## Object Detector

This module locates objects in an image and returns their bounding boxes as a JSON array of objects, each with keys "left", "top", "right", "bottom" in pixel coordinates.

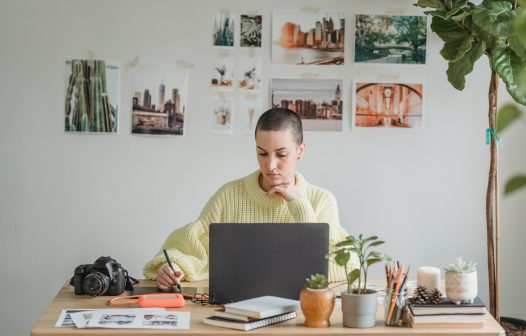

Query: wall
[{"left": 1, "top": 0, "right": 525, "bottom": 335}]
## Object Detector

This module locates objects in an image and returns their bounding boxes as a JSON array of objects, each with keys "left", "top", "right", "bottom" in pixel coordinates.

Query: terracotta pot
[{"left": 299, "top": 287, "right": 335, "bottom": 327}]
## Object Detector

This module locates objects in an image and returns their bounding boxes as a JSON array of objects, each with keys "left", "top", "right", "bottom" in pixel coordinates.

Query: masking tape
[
  {"left": 301, "top": 72, "right": 320, "bottom": 79},
  {"left": 87, "top": 49, "right": 95, "bottom": 61},
  {"left": 244, "top": 94, "right": 258, "bottom": 101},
  {"left": 220, "top": 9, "right": 231, "bottom": 16},
  {"left": 385, "top": 8, "right": 407, "bottom": 15},
  {"left": 176, "top": 59, "right": 194, "bottom": 69},
  {"left": 302, "top": 6, "right": 320, "bottom": 13},
  {"left": 217, "top": 51, "right": 230, "bottom": 58},
  {"left": 124, "top": 56, "right": 140, "bottom": 71},
  {"left": 377, "top": 74, "right": 400, "bottom": 81},
  {"left": 245, "top": 10, "right": 258, "bottom": 16}
]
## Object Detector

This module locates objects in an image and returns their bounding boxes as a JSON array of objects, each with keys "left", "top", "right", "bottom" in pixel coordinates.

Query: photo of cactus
[
  {"left": 130, "top": 62, "right": 189, "bottom": 136},
  {"left": 272, "top": 10, "right": 345, "bottom": 65},
  {"left": 353, "top": 81, "right": 424, "bottom": 128},
  {"left": 354, "top": 14, "right": 427, "bottom": 64},
  {"left": 64, "top": 60, "right": 120, "bottom": 133},
  {"left": 213, "top": 13, "right": 235, "bottom": 47},
  {"left": 240, "top": 14, "right": 262, "bottom": 48}
]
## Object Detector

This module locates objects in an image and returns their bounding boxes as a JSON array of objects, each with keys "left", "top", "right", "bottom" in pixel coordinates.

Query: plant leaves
[
  {"left": 497, "top": 104, "right": 522, "bottom": 132},
  {"left": 505, "top": 175, "right": 526, "bottom": 195},
  {"left": 514, "top": 7, "right": 526, "bottom": 48},
  {"left": 347, "top": 269, "right": 361, "bottom": 287},
  {"left": 446, "top": 39, "right": 486, "bottom": 90},
  {"left": 367, "top": 258, "right": 383, "bottom": 267},
  {"left": 334, "top": 251, "right": 350, "bottom": 266},
  {"left": 472, "top": 1, "right": 515, "bottom": 37},
  {"left": 415, "top": 0, "right": 444, "bottom": 9},
  {"left": 431, "top": 16, "right": 469, "bottom": 43},
  {"left": 491, "top": 43, "right": 526, "bottom": 105}
]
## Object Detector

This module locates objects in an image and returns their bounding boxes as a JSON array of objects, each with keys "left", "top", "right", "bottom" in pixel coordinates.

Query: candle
[{"left": 417, "top": 266, "right": 441, "bottom": 294}]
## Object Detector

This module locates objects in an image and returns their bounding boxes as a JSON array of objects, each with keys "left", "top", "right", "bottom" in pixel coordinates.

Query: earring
[{"left": 298, "top": 156, "right": 302, "bottom": 160}]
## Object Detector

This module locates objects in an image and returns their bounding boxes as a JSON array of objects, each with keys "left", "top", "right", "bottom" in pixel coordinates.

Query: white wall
[{"left": 1, "top": 0, "right": 525, "bottom": 335}]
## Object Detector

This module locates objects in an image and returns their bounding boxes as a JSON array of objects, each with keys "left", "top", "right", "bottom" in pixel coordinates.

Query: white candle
[{"left": 417, "top": 266, "right": 441, "bottom": 294}]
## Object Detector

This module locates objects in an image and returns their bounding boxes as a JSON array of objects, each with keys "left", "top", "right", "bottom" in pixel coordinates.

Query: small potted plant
[
  {"left": 444, "top": 257, "right": 478, "bottom": 304},
  {"left": 299, "top": 273, "right": 334, "bottom": 327},
  {"left": 330, "top": 234, "right": 390, "bottom": 328}
]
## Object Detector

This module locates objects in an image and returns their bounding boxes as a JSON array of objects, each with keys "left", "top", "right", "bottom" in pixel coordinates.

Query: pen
[{"left": 163, "top": 249, "right": 181, "bottom": 293}]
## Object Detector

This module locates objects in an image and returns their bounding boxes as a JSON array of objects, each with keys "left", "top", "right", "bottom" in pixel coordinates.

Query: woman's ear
[{"left": 297, "top": 143, "right": 306, "bottom": 160}]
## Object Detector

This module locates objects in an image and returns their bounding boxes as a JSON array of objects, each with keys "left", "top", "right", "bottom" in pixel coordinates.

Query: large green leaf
[
  {"left": 514, "top": 7, "right": 526, "bottom": 47},
  {"left": 334, "top": 251, "right": 350, "bottom": 266},
  {"left": 497, "top": 104, "right": 522, "bottom": 132},
  {"left": 491, "top": 43, "right": 526, "bottom": 105},
  {"left": 505, "top": 175, "right": 526, "bottom": 195},
  {"left": 447, "top": 39, "right": 486, "bottom": 90},
  {"left": 472, "top": 1, "right": 515, "bottom": 37},
  {"left": 415, "top": 0, "right": 444, "bottom": 9},
  {"left": 508, "top": 35, "right": 526, "bottom": 59},
  {"left": 431, "top": 15, "right": 469, "bottom": 43},
  {"left": 347, "top": 269, "right": 361, "bottom": 287}
]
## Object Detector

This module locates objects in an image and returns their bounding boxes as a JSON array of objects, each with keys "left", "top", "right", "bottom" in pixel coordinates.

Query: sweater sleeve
[{"left": 143, "top": 188, "right": 223, "bottom": 281}]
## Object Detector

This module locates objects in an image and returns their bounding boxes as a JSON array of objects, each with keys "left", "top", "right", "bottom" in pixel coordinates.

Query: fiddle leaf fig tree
[{"left": 415, "top": 0, "right": 526, "bottom": 319}]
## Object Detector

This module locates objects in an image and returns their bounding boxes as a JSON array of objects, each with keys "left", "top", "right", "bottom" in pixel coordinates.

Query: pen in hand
[{"left": 163, "top": 249, "right": 182, "bottom": 293}]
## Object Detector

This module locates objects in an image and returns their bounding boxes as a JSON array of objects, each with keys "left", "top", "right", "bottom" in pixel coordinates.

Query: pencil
[{"left": 388, "top": 264, "right": 404, "bottom": 321}]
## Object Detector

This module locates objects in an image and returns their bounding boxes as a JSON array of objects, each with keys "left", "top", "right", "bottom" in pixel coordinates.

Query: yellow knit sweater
[{"left": 143, "top": 170, "right": 356, "bottom": 282}]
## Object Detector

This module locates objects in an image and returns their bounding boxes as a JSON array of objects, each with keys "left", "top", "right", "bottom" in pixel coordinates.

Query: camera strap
[
  {"left": 109, "top": 293, "right": 186, "bottom": 308},
  {"left": 124, "top": 270, "right": 139, "bottom": 291}
]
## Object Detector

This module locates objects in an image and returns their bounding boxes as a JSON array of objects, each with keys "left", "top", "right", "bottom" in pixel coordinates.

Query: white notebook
[{"left": 224, "top": 296, "right": 299, "bottom": 319}]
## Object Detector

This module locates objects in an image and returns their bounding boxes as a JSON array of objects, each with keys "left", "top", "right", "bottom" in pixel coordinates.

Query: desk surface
[{"left": 31, "top": 280, "right": 505, "bottom": 336}]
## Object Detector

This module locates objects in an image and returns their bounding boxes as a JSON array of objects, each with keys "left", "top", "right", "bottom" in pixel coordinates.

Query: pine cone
[
  {"left": 429, "top": 289, "right": 443, "bottom": 304},
  {"left": 410, "top": 285, "right": 430, "bottom": 304}
]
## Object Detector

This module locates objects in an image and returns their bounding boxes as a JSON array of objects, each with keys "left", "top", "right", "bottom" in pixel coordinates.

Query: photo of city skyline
[
  {"left": 272, "top": 10, "right": 345, "bottom": 65},
  {"left": 131, "top": 62, "right": 188, "bottom": 136},
  {"left": 354, "top": 81, "right": 423, "bottom": 128},
  {"left": 271, "top": 78, "right": 343, "bottom": 131},
  {"left": 213, "top": 13, "right": 235, "bottom": 47}
]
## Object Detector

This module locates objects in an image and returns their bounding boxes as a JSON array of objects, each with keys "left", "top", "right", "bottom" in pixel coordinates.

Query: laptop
[{"left": 209, "top": 223, "right": 329, "bottom": 304}]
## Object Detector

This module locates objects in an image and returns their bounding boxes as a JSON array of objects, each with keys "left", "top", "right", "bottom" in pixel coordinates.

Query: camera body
[{"left": 71, "top": 256, "right": 127, "bottom": 296}]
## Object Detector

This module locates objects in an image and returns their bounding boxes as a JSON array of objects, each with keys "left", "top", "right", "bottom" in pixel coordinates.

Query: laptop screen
[{"left": 209, "top": 223, "right": 329, "bottom": 304}]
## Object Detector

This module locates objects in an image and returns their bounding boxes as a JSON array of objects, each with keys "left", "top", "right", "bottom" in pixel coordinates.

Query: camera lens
[{"left": 82, "top": 272, "right": 110, "bottom": 296}]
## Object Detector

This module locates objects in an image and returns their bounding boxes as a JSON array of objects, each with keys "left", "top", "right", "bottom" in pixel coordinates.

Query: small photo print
[
  {"left": 271, "top": 78, "right": 343, "bottom": 131},
  {"left": 354, "top": 81, "right": 424, "bottom": 128},
  {"left": 238, "top": 94, "right": 262, "bottom": 135},
  {"left": 97, "top": 314, "right": 135, "bottom": 326},
  {"left": 272, "top": 10, "right": 345, "bottom": 65},
  {"left": 238, "top": 57, "right": 262, "bottom": 93},
  {"left": 240, "top": 14, "right": 262, "bottom": 47},
  {"left": 210, "top": 95, "right": 234, "bottom": 135},
  {"left": 64, "top": 60, "right": 120, "bottom": 133},
  {"left": 131, "top": 62, "right": 189, "bottom": 136},
  {"left": 143, "top": 313, "right": 179, "bottom": 327},
  {"left": 213, "top": 13, "right": 235, "bottom": 47},
  {"left": 211, "top": 59, "right": 235, "bottom": 92},
  {"left": 354, "top": 14, "right": 427, "bottom": 64}
]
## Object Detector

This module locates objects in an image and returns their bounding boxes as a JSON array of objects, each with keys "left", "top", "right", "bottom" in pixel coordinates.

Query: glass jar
[{"left": 384, "top": 288, "right": 408, "bottom": 326}]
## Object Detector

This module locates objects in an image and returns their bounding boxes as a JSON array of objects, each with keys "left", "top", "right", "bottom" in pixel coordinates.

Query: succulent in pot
[
  {"left": 299, "top": 273, "right": 334, "bottom": 328},
  {"left": 444, "top": 257, "right": 478, "bottom": 305}
]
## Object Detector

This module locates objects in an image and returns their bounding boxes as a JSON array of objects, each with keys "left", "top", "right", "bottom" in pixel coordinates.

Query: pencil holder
[{"left": 384, "top": 288, "right": 408, "bottom": 327}]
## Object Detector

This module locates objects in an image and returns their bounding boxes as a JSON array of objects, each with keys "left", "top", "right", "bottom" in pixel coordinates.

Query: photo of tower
[{"left": 131, "top": 63, "right": 189, "bottom": 136}]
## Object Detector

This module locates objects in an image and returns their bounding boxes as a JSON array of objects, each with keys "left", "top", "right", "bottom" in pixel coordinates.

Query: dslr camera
[{"left": 70, "top": 256, "right": 128, "bottom": 296}]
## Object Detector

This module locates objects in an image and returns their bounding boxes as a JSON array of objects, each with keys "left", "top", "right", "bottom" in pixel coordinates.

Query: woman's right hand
[{"left": 156, "top": 264, "right": 183, "bottom": 291}]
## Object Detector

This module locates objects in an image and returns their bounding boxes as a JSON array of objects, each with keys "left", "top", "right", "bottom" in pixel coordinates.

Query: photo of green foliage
[{"left": 354, "top": 15, "right": 427, "bottom": 64}]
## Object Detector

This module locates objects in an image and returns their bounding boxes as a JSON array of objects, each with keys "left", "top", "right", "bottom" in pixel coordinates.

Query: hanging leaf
[
  {"left": 504, "top": 175, "right": 526, "bottom": 195},
  {"left": 497, "top": 104, "right": 522, "bottom": 132},
  {"left": 491, "top": 43, "right": 526, "bottom": 105},
  {"left": 415, "top": 0, "right": 444, "bottom": 9},
  {"left": 447, "top": 39, "right": 486, "bottom": 90},
  {"left": 472, "top": 1, "right": 515, "bottom": 37}
]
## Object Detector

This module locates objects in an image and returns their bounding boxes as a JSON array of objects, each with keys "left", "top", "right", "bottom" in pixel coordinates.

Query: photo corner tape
[
  {"left": 385, "top": 8, "right": 407, "bottom": 15},
  {"left": 87, "top": 49, "right": 95, "bottom": 61},
  {"left": 302, "top": 6, "right": 320, "bottom": 13},
  {"left": 220, "top": 9, "right": 231, "bottom": 15},
  {"left": 377, "top": 74, "right": 401, "bottom": 81},
  {"left": 176, "top": 59, "right": 194, "bottom": 69},
  {"left": 124, "top": 56, "right": 140, "bottom": 71},
  {"left": 301, "top": 72, "right": 320, "bottom": 79}
]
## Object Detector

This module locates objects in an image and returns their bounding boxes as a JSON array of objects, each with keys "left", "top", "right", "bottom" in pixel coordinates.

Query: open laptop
[{"left": 209, "top": 223, "right": 329, "bottom": 304}]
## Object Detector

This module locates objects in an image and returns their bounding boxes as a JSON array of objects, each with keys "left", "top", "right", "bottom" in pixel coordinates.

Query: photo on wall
[
  {"left": 64, "top": 59, "right": 120, "bottom": 133},
  {"left": 238, "top": 94, "right": 262, "bottom": 135},
  {"left": 240, "top": 14, "right": 262, "bottom": 47},
  {"left": 353, "top": 81, "right": 424, "bottom": 128},
  {"left": 211, "top": 59, "right": 235, "bottom": 92},
  {"left": 354, "top": 14, "right": 427, "bottom": 64},
  {"left": 130, "top": 62, "right": 189, "bottom": 136},
  {"left": 210, "top": 95, "right": 234, "bottom": 135},
  {"left": 213, "top": 13, "right": 235, "bottom": 47},
  {"left": 272, "top": 10, "right": 345, "bottom": 65},
  {"left": 238, "top": 57, "right": 262, "bottom": 93},
  {"left": 271, "top": 78, "right": 343, "bottom": 131}
]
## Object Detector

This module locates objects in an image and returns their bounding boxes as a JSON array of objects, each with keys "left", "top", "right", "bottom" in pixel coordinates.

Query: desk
[{"left": 31, "top": 280, "right": 505, "bottom": 336}]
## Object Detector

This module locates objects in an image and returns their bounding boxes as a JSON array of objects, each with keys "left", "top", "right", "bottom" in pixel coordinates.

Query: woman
[{"left": 144, "top": 108, "right": 355, "bottom": 290}]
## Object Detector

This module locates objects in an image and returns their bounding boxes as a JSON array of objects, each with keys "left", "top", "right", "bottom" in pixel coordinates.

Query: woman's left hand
[{"left": 267, "top": 182, "right": 302, "bottom": 202}]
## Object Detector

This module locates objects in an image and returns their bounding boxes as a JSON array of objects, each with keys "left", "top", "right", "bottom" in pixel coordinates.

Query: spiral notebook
[{"left": 203, "top": 311, "right": 297, "bottom": 331}]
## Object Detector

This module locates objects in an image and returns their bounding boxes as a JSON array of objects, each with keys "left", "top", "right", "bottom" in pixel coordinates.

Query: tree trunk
[{"left": 486, "top": 70, "right": 499, "bottom": 320}]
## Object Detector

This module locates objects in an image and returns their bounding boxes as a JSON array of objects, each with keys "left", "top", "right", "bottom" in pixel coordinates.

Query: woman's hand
[
  {"left": 156, "top": 264, "right": 183, "bottom": 291},
  {"left": 267, "top": 181, "right": 302, "bottom": 202}
]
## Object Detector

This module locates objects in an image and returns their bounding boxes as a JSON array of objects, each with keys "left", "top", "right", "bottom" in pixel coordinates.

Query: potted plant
[
  {"left": 330, "top": 234, "right": 390, "bottom": 328},
  {"left": 414, "top": 0, "right": 526, "bottom": 319},
  {"left": 444, "top": 257, "right": 478, "bottom": 304},
  {"left": 299, "top": 273, "right": 334, "bottom": 328}
]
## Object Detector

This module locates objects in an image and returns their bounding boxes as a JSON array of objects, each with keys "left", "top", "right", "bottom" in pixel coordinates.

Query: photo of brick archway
[{"left": 354, "top": 82, "right": 423, "bottom": 128}]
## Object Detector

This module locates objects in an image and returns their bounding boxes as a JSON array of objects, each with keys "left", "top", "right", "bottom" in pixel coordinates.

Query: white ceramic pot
[{"left": 445, "top": 271, "right": 478, "bottom": 304}]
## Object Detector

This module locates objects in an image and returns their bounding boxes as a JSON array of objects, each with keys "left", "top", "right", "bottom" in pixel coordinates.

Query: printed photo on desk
[
  {"left": 64, "top": 59, "right": 120, "bottom": 133},
  {"left": 272, "top": 10, "right": 345, "bottom": 65},
  {"left": 353, "top": 80, "right": 424, "bottom": 128},
  {"left": 131, "top": 62, "right": 189, "bottom": 136},
  {"left": 271, "top": 78, "right": 343, "bottom": 131}
]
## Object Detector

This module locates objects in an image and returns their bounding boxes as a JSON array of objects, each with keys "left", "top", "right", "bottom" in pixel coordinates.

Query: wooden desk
[{"left": 31, "top": 280, "right": 505, "bottom": 336}]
